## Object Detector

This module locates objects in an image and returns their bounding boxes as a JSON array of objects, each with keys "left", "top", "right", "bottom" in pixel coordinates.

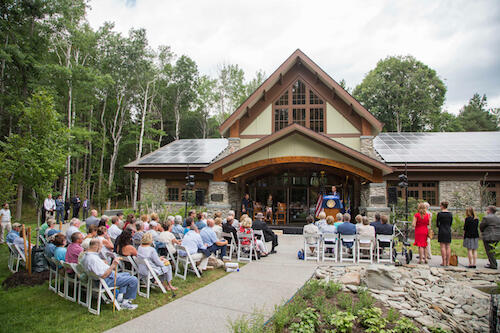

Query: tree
[
  {"left": 456, "top": 94, "right": 499, "bottom": 131},
  {"left": 1, "top": 91, "right": 68, "bottom": 226},
  {"left": 195, "top": 75, "right": 218, "bottom": 138},
  {"left": 353, "top": 55, "right": 447, "bottom": 132},
  {"left": 215, "top": 63, "right": 246, "bottom": 122},
  {"left": 429, "top": 111, "right": 463, "bottom": 132}
]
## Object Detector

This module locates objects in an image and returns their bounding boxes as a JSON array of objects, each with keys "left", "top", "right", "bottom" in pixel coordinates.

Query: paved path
[
  {"left": 107, "top": 235, "right": 317, "bottom": 333},
  {"left": 107, "top": 235, "right": 495, "bottom": 333}
]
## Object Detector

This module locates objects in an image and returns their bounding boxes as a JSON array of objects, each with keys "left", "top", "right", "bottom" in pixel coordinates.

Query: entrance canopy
[{"left": 205, "top": 124, "right": 392, "bottom": 182}]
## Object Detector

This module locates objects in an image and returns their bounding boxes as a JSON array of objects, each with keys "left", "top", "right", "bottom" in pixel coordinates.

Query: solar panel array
[
  {"left": 138, "top": 138, "right": 228, "bottom": 165},
  {"left": 374, "top": 132, "right": 500, "bottom": 163}
]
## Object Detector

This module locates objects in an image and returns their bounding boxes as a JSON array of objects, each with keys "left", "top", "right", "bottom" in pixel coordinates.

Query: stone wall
[
  {"left": 360, "top": 181, "right": 390, "bottom": 219},
  {"left": 213, "top": 138, "right": 240, "bottom": 162},
  {"left": 360, "top": 136, "right": 381, "bottom": 161},
  {"left": 206, "top": 180, "right": 231, "bottom": 217},
  {"left": 139, "top": 177, "right": 166, "bottom": 201},
  {"left": 439, "top": 180, "right": 481, "bottom": 208}
]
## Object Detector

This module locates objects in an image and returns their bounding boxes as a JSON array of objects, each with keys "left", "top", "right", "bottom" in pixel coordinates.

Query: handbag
[
  {"left": 449, "top": 252, "right": 458, "bottom": 266},
  {"left": 428, "top": 229, "right": 434, "bottom": 239}
]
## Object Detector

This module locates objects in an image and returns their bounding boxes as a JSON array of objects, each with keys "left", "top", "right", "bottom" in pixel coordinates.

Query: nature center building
[{"left": 125, "top": 50, "right": 500, "bottom": 224}]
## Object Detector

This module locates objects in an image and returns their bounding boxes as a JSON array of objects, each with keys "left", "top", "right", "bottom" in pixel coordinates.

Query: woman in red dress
[{"left": 413, "top": 202, "right": 429, "bottom": 264}]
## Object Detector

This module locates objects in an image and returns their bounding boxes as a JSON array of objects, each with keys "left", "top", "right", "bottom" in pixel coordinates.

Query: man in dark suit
[
  {"left": 72, "top": 194, "right": 81, "bottom": 218},
  {"left": 252, "top": 213, "right": 278, "bottom": 254},
  {"left": 480, "top": 206, "right": 500, "bottom": 269},
  {"left": 374, "top": 215, "right": 394, "bottom": 248}
]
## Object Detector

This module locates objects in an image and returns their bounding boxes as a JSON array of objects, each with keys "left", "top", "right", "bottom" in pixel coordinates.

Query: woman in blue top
[{"left": 53, "top": 233, "right": 67, "bottom": 267}]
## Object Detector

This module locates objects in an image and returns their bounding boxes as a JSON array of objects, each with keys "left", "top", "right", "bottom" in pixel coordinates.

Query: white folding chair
[
  {"left": 44, "top": 254, "right": 58, "bottom": 293},
  {"left": 253, "top": 230, "right": 269, "bottom": 253},
  {"left": 174, "top": 245, "right": 201, "bottom": 280},
  {"left": 303, "top": 232, "right": 321, "bottom": 262},
  {"left": 357, "top": 236, "right": 374, "bottom": 264},
  {"left": 119, "top": 255, "right": 139, "bottom": 276},
  {"left": 376, "top": 234, "right": 394, "bottom": 263},
  {"left": 85, "top": 270, "right": 121, "bottom": 315},
  {"left": 7, "top": 243, "right": 22, "bottom": 273},
  {"left": 39, "top": 234, "right": 47, "bottom": 246},
  {"left": 135, "top": 257, "right": 167, "bottom": 298},
  {"left": 321, "top": 233, "right": 338, "bottom": 262},
  {"left": 61, "top": 261, "right": 78, "bottom": 302},
  {"left": 237, "top": 232, "right": 255, "bottom": 262},
  {"left": 221, "top": 232, "right": 236, "bottom": 259},
  {"left": 339, "top": 234, "right": 357, "bottom": 263},
  {"left": 73, "top": 263, "right": 89, "bottom": 307},
  {"left": 14, "top": 244, "right": 27, "bottom": 268},
  {"left": 55, "top": 259, "right": 66, "bottom": 297}
]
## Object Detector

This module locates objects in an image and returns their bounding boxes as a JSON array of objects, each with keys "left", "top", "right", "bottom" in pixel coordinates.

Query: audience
[
  {"left": 225, "top": 210, "right": 239, "bottom": 229},
  {"left": 480, "top": 205, "right": 500, "bottom": 270},
  {"left": 44, "top": 218, "right": 58, "bottom": 237},
  {"left": 138, "top": 233, "right": 177, "bottom": 291},
  {"left": 115, "top": 228, "right": 138, "bottom": 256},
  {"left": 303, "top": 215, "right": 319, "bottom": 253},
  {"left": 184, "top": 216, "right": 194, "bottom": 235},
  {"left": 53, "top": 233, "right": 67, "bottom": 264},
  {"left": 315, "top": 212, "right": 327, "bottom": 231},
  {"left": 370, "top": 213, "right": 382, "bottom": 227},
  {"left": 354, "top": 214, "right": 363, "bottom": 225},
  {"left": 85, "top": 209, "right": 100, "bottom": 232},
  {"left": 179, "top": 224, "right": 210, "bottom": 271},
  {"left": 65, "top": 232, "right": 84, "bottom": 264},
  {"left": 200, "top": 218, "right": 228, "bottom": 259},
  {"left": 322, "top": 216, "right": 337, "bottom": 235},
  {"left": 183, "top": 210, "right": 196, "bottom": 227},
  {"left": 82, "top": 224, "right": 97, "bottom": 250},
  {"left": 108, "top": 216, "right": 122, "bottom": 241},
  {"left": 98, "top": 215, "right": 110, "bottom": 229},
  {"left": 239, "top": 217, "right": 267, "bottom": 256},
  {"left": 81, "top": 239, "right": 138, "bottom": 309},
  {"left": 133, "top": 221, "right": 145, "bottom": 247},
  {"left": 334, "top": 213, "right": 343, "bottom": 228},
  {"left": 66, "top": 218, "right": 82, "bottom": 243},
  {"left": 337, "top": 213, "right": 356, "bottom": 248},
  {"left": 213, "top": 217, "right": 223, "bottom": 240},
  {"left": 6, "top": 223, "right": 21, "bottom": 244},
  {"left": 96, "top": 226, "right": 114, "bottom": 258},
  {"left": 196, "top": 212, "right": 208, "bottom": 230},
  {"left": 222, "top": 216, "right": 238, "bottom": 244},
  {"left": 140, "top": 214, "right": 150, "bottom": 231},
  {"left": 44, "top": 233, "right": 57, "bottom": 257},
  {"left": 172, "top": 215, "right": 184, "bottom": 235},
  {"left": 252, "top": 212, "right": 278, "bottom": 253},
  {"left": 463, "top": 207, "right": 479, "bottom": 268},
  {"left": 357, "top": 216, "right": 376, "bottom": 250},
  {"left": 157, "top": 220, "right": 180, "bottom": 255}
]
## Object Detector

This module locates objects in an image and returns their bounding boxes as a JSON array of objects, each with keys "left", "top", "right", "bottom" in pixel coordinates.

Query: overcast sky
[{"left": 87, "top": 0, "right": 500, "bottom": 114}]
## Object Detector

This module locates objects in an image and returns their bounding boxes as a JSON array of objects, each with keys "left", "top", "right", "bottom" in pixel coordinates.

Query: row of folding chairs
[
  {"left": 303, "top": 233, "right": 394, "bottom": 264},
  {"left": 7, "top": 242, "right": 26, "bottom": 273}
]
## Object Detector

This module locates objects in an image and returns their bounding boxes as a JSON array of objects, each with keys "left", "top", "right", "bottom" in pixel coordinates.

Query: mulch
[{"left": 2, "top": 271, "right": 49, "bottom": 290}]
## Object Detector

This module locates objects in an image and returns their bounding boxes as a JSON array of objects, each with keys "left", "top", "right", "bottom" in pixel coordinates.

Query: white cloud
[{"left": 87, "top": 0, "right": 500, "bottom": 114}]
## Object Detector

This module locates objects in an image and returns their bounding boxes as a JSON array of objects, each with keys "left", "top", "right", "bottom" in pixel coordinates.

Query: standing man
[
  {"left": 330, "top": 186, "right": 340, "bottom": 198},
  {"left": 72, "top": 194, "right": 81, "bottom": 218},
  {"left": 44, "top": 194, "right": 56, "bottom": 221},
  {"left": 85, "top": 209, "right": 100, "bottom": 232},
  {"left": 241, "top": 193, "right": 252, "bottom": 217},
  {"left": 0, "top": 203, "right": 12, "bottom": 244},
  {"left": 55, "top": 195, "right": 65, "bottom": 224},
  {"left": 82, "top": 197, "right": 89, "bottom": 220},
  {"left": 480, "top": 206, "right": 500, "bottom": 270}
]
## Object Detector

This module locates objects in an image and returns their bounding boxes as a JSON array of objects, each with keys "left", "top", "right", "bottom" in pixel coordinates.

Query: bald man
[{"left": 85, "top": 209, "right": 100, "bottom": 232}]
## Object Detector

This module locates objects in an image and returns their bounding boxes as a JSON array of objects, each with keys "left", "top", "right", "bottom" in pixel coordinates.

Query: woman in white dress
[{"left": 138, "top": 233, "right": 177, "bottom": 291}]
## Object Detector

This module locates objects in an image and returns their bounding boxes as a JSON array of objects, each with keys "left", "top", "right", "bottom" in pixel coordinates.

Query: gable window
[{"left": 273, "top": 79, "right": 325, "bottom": 133}]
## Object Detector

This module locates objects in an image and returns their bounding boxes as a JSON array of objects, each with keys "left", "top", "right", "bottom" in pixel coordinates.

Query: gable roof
[
  {"left": 219, "top": 49, "right": 383, "bottom": 136},
  {"left": 207, "top": 123, "right": 392, "bottom": 175}
]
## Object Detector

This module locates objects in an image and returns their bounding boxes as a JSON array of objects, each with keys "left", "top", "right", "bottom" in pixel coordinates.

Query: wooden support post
[
  {"left": 27, "top": 227, "right": 32, "bottom": 275},
  {"left": 21, "top": 225, "right": 28, "bottom": 273}
]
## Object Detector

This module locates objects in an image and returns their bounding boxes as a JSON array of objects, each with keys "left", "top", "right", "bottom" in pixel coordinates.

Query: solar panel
[
  {"left": 374, "top": 132, "right": 500, "bottom": 163},
  {"left": 137, "top": 138, "right": 228, "bottom": 165}
]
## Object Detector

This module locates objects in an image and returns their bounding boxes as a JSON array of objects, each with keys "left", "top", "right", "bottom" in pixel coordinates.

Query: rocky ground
[{"left": 314, "top": 264, "right": 498, "bottom": 332}]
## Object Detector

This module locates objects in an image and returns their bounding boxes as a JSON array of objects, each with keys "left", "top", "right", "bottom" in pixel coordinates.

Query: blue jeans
[
  {"left": 105, "top": 272, "right": 138, "bottom": 300},
  {"left": 208, "top": 243, "right": 227, "bottom": 258},
  {"left": 56, "top": 209, "right": 64, "bottom": 223}
]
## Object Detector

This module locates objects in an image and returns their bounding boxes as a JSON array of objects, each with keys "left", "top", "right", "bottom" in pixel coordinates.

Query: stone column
[
  {"left": 206, "top": 180, "right": 231, "bottom": 216},
  {"left": 360, "top": 181, "right": 390, "bottom": 219},
  {"left": 360, "top": 136, "right": 380, "bottom": 160}
]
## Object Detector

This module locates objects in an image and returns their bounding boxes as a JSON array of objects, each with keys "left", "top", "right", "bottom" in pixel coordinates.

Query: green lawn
[
  {"left": 397, "top": 239, "right": 487, "bottom": 260},
  {"left": 0, "top": 221, "right": 228, "bottom": 333}
]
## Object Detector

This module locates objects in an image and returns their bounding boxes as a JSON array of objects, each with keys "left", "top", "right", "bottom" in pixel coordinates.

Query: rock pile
[{"left": 313, "top": 264, "right": 497, "bottom": 333}]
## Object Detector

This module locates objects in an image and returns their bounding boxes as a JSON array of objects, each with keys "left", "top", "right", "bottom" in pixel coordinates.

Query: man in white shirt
[
  {"left": 107, "top": 216, "right": 122, "bottom": 241},
  {"left": 0, "top": 203, "right": 12, "bottom": 244},
  {"left": 66, "top": 218, "right": 82, "bottom": 243},
  {"left": 179, "top": 227, "right": 210, "bottom": 271},
  {"left": 224, "top": 210, "right": 239, "bottom": 229},
  {"left": 200, "top": 219, "right": 228, "bottom": 259},
  {"left": 43, "top": 194, "right": 56, "bottom": 221},
  {"left": 82, "top": 239, "right": 138, "bottom": 309}
]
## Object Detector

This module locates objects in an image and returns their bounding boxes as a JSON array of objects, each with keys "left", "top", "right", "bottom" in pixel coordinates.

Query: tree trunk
[
  {"left": 15, "top": 183, "right": 23, "bottom": 221},
  {"left": 87, "top": 107, "right": 93, "bottom": 199},
  {"left": 107, "top": 93, "right": 126, "bottom": 210},
  {"left": 62, "top": 43, "right": 73, "bottom": 200},
  {"left": 98, "top": 98, "right": 107, "bottom": 210}
]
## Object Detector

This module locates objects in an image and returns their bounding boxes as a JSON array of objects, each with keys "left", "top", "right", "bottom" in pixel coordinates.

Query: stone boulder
[
  {"left": 363, "top": 265, "right": 397, "bottom": 290},
  {"left": 339, "top": 271, "right": 361, "bottom": 286}
]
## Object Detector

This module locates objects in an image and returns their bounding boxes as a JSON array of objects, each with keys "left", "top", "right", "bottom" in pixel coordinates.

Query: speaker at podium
[{"left": 322, "top": 194, "right": 344, "bottom": 217}]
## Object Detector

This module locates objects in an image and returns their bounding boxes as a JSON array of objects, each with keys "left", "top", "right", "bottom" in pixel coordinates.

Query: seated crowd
[
  {"left": 6, "top": 208, "right": 279, "bottom": 311},
  {"left": 303, "top": 211, "right": 393, "bottom": 255}
]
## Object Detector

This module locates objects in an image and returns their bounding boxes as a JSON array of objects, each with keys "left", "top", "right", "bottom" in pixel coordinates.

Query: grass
[
  {"left": 397, "top": 239, "right": 487, "bottom": 260},
  {"left": 0, "top": 217, "right": 228, "bottom": 333}
]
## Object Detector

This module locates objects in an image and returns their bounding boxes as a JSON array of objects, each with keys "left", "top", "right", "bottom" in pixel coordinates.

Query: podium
[{"left": 322, "top": 195, "right": 344, "bottom": 217}]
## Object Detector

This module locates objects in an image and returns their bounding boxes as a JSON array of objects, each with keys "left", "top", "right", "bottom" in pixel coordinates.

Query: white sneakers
[{"left": 120, "top": 299, "right": 138, "bottom": 310}]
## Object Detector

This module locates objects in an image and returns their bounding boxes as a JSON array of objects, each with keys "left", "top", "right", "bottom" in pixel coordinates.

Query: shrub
[
  {"left": 386, "top": 308, "right": 400, "bottom": 323},
  {"left": 325, "top": 281, "right": 342, "bottom": 298},
  {"left": 429, "top": 327, "right": 451, "bottom": 333},
  {"left": 357, "top": 307, "right": 386, "bottom": 331},
  {"left": 337, "top": 292, "right": 353, "bottom": 311},
  {"left": 393, "top": 317, "right": 418, "bottom": 333},
  {"left": 300, "top": 280, "right": 321, "bottom": 300},
  {"left": 289, "top": 307, "right": 319, "bottom": 333},
  {"left": 228, "top": 311, "right": 266, "bottom": 333},
  {"left": 328, "top": 311, "right": 357, "bottom": 333},
  {"left": 272, "top": 297, "right": 306, "bottom": 332}
]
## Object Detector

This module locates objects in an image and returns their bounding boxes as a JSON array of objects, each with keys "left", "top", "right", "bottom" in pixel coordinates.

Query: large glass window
[
  {"left": 273, "top": 79, "right": 325, "bottom": 133},
  {"left": 388, "top": 181, "right": 439, "bottom": 206}
]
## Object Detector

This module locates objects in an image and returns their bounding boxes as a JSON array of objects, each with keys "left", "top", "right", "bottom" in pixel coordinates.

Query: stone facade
[
  {"left": 213, "top": 138, "right": 240, "bottom": 162},
  {"left": 205, "top": 180, "right": 232, "bottom": 217},
  {"left": 360, "top": 136, "right": 381, "bottom": 161},
  {"left": 360, "top": 181, "right": 390, "bottom": 219},
  {"left": 139, "top": 177, "right": 166, "bottom": 201},
  {"left": 439, "top": 180, "right": 481, "bottom": 208}
]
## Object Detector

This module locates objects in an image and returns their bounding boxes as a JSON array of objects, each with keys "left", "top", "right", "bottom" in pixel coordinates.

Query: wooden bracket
[
  {"left": 332, "top": 88, "right": 336, "bottom": 100},
  {"left": 279, "top": 73, "right": 283, "bottom": 85},
  {"left": 245, "top": 106, "right": 250, "bottom": 118},
  {"left": 315, "top": 72, "right": 320, "bottom": 83},
  {"left": 262, "top": 89, "right": 266, "bottom": 101}
]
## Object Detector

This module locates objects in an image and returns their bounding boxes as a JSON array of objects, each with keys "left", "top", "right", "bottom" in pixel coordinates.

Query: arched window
[{"left": 273, "top": 79, "right": 325, "bottom": 133}]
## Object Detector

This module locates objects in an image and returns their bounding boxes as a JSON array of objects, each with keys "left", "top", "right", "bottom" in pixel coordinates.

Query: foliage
[
  {"left": 392, "top": 317, "right": 418, "bottom": 333},
  {"left": 228, "top": 309, "right": 267, "bottom": 333},
  {"left": 393, "top": 197, "right": 419, "bottom": 221},
  {"left": 386, "top": 308, "right": 400, "bottom": 323},
  {"left": 272, "top": 296, "right": 306, "bottom": 332},
  {"left": 337, "top": 292, "right": 354, "bottom": 310},
  {"left": 325, "top": 281, "right": 342, "bottom": 298},
  {"left": 289, "top": 307, "right": 319, "bottom": 333},
  {"left": 456, "top": 93, "right": 499, "bottom": 131},
  {"left": 353, "top": 55, "right": 446, "bottom": 132},
  {"left": 300, "top": 279, "right": 322, "bottom": 300},
  {"left": 429, "top": 327, "right": 451, "bottom": 333},
  {"left": 327, "top": 311, "right": 357, "bottom": 333},
  {"left": 358, "top": 307, "right": 387, "bottom": 331}
]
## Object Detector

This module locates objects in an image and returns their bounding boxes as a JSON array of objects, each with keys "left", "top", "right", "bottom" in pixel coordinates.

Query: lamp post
[
  {"left": 398, "top": 162, "right": 409, "bottom": 220},
  {"left": 184, "top": 164, "right": 195, "bottom": 219}
]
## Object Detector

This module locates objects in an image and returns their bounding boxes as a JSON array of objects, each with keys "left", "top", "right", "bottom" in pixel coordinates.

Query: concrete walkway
[
  {"left": 107, "top": 235, "right": 495, "bottom": 333},
  {"left": 107, "top": 235, "right": 317, "bottom": 333}
]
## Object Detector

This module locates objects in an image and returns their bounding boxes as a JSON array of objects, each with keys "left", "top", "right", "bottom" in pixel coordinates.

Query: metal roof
[
  {"left": 374, "top": 132, "right": 500, "bottom": 163},
  {"left": 136, "top": 138, "right": 228, "bottom": 165}
]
